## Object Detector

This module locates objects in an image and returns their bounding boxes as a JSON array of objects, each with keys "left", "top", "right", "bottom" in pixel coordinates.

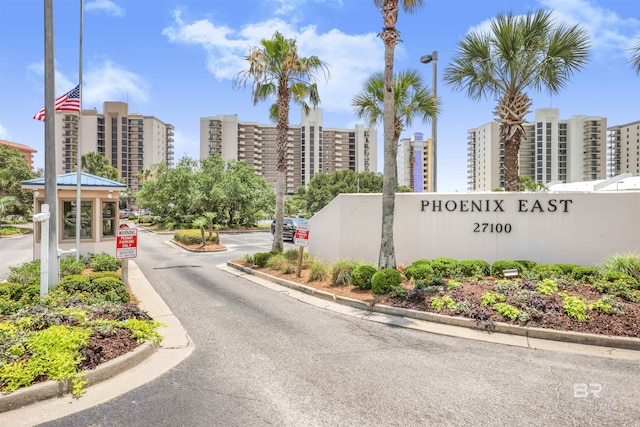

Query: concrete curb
[
  {"left": 226, "top": 261, "right": 640, "bottom": 352},
  {"left": 0, "top": 260, "right": 193, "bottom": 415}
]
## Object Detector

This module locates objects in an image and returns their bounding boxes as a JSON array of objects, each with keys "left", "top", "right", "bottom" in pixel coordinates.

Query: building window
[
  {"left": 63, "top": 201, "right": 92, "bottom": 240},
  {"left": 102, "top": 201, "right": 116, "bottom": 237}
]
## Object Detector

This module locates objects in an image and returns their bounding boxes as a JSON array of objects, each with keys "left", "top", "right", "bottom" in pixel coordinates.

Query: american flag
[{"left": 33, "top": 84, "right": 81, "bottom": 121}]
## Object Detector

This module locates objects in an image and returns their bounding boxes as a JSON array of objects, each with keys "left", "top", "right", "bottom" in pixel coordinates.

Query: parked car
[{"left": 271, "top": 217, "right": 308, "bottom": 242}]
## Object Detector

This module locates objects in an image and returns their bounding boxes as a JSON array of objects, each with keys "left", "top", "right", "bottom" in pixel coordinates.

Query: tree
[
  {"left": 630, "top": 37, "right": 640, "bottom": 74},
  {"left": 80, "top": 152, "right": 120, "bottom": 181},
  {"left": 353, "top": 69, "right": 437, "bottom": 268},
  {"left": 234, "top": 31, "right": 328, "bottom": 252},
  {"left": 192, "top": 217, "right": 208, "bottom": 247},
  {"left": 372, "top": 0, "right": 424, "bottom": 270},
  {"left": 0, "top": 145, "right": 36, "bottom": 218},
  {"left": 305, "top": 170, "right": 384, "bottom": 215},
  {"left": 0, "top": 196, "right": 20, "bottom": 224},
  {"left": 444, "top": 10, "right": 590, "bottom": 191}
]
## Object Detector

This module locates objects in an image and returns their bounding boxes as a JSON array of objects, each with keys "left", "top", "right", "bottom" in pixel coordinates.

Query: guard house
[{"left": 21, "top": 172, "right": 127, "bottom": 258}]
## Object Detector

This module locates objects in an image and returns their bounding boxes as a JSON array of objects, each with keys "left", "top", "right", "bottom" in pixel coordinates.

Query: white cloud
[
  {"left": 27, "top": 59, "right": 149, "bottom": 108},
  {"left": 0, "top": 123, "right": 11, "bottom": 140},
  {"left": 83, "top": 60, "right": 149, "bottom": 106},
  {"left": 269, "top": 0, "right": 344, "bottom": 16},
  {"left": 162, "top": 12, "right": 382, "bottom": 114},
  {"left": 540, "top": 0, "right": 640, "bottom": 54},
  {"left": 85, "top": 0, "right": 124, "bottom": 17}
]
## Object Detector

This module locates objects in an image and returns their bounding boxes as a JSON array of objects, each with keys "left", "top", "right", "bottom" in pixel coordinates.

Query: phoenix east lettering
[{"left": 420, "top": 199, "right": 573, "bottom": 213}]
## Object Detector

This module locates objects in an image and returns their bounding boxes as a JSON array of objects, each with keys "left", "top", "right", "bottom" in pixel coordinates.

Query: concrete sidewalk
[{"left": 0, "top": 261, "right": 195, "bottom": 426}]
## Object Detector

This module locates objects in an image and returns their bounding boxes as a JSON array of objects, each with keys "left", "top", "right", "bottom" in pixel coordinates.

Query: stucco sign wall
[{"left": 308, "top": 192, "right": 640, "bottom": 267}]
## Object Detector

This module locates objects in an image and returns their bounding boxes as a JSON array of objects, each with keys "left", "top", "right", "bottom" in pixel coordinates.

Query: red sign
[
  {"left": 294, "top": 225, "right": 309, "bottom": 247},
  {"left": 116, "top": 227, "right": 138, "bottom": 259}
]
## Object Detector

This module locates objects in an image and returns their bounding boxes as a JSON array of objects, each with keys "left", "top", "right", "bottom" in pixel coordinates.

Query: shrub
[
  {"left": 410, "top": 258, "right": 431, "bottom": 266},
  {"left": 351, "top": 265, "right": 377, "bottom": 289},
  {"left": 60, "top": 256, "right": 88, "bottom": 277},
  {"left": 431, "top": 295, "right": 455, "bottom": 310},
  {"left": 490, "top": 260, "right": 521, "bottom": 277},
  {"left": 331, "top": 260, "right": 360, "bottom": 287},
  {"left": 0, "top": 282, "right": 39, "bottom": 303},
  {"left": 284, "top": 249, "right": 301, "bottom": 262},
  {"left": 88, "top": 253, "right": 121, "bottom": 272},
  {"left": 481, "top": 291, "right": 505, "bottom": 306},
  {"left": 253, "top": 252, "right": 272, "bottom": 268},
  {"left": 458, "top": 260, "right": 490, "bottom": 277},
  {"left": 430, "top": 258, "right": 458, "bottom": 277},
  {"left": 7, "top": 260, "right": 41, "bottom": 287},
  {"left": 493, "top": 303, "right": 521, "bottom": 321},
  {"left": 89, "top": 271, "right": 122, "bottom": 282},
  {"left": 404, "top": 263, "right": 434, "bottom": 281},
  {"left": 598, "top": 251, "right": 640, "bottom": 283},
  {"left": 602, "top": 271, "right": 639, "bottom": 290},
  {"left": 56, "top": 275, "right": 92, "bottom": 293},
  {"left": 572, "top": 267, "right": 599, "bottom": 283},
  {"left": 514, "top": 260, "right": 538, "bottom": 271},
  {"left": 266, "top": 255, "right": 296, "bottom": 275},
  {"left": 91, "top": 278, "right": 130, "bottom": 303},
  {"left": 558, "top": 291, "right": 588, "bottom": 321},
  {"left": 594, "top": 279, "right": 638, "bottom": 302},
  {"left": 532, "top": 264, "right": 564, "bottom": 280},
  {"left": 138, "top": 215, "right": 153, "bottom": 224},
  {"left": 371, "top": 269, "right": 403, "bottom": 295},
  {"left": 589, "top": 295, "right": 625, "bottom": 315},
  {"left": 554, "top": 264, "right": 580, "bottom": 275},
  {"left": 536, "top": 279, "right": 558, "bottom": 295},
  {"left": 309, "top": 259, "right": 331, "bottom": 282}
]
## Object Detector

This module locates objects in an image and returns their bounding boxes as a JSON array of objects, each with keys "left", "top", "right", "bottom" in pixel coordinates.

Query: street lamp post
[{"left": 420, "top": 51, "right": 438, "bottom": 192}]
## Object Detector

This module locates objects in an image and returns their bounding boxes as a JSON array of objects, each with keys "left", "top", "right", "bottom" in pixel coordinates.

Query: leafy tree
[
  {"left": 80, "top": 152, "right": 120, "bottom": 181},
  {"left": 518, "top": 175, "right": 547, "bottom": 192},
  {"left": 305, "top": 170, "right": 384, "bottom": 215},
  {"left": 0, "top": 144, "right": 36, "bottom": 218},
  {"left": 630, "top": 36, "right": 640, "bottom": 74},
  {"left": 353, "top": 69, "right": 436, "bottom": 268},
  {"left": 444, "top": 10, "right": 590, "bottom": 191},
  {"left": 234, "top": 31, "right": 328, "bottom": 252},
  {"left": 136, "top": 156, "right": 274, "bottom": 228},
  {"left": 373, "top": 0, "right": 424, "bottom": 270}
]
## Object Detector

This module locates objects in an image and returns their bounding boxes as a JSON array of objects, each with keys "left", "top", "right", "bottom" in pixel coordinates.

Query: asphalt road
[
  {"left": 2, "top": 228, "right": 639, "bottom": 426},
  {"left": 0, "top": 230, "right": 34, "bottom": 281}
]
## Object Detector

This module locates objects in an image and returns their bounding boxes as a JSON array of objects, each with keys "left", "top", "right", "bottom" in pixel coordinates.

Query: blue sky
[{"left": 1, "top": 0, "right": 639, "bottom": 192}]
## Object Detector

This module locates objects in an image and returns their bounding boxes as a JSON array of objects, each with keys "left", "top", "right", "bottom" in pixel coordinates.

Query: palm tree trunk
[
  {"left": 495, "top": 92, "right": 531, "bottom": 191},
  {"left": 272, "top": 79, "right": 289, "bottom": 252},
  {"left": 378, "top": 1, "right": 400, "bottom": 270}
]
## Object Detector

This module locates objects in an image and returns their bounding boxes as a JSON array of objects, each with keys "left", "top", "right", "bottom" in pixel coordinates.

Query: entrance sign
[
  {"left": 294, "top": 224, "right": 309, "bottom": 247},
  {"left": 116, "top": 226, "right": 138, "bottom": 259}
]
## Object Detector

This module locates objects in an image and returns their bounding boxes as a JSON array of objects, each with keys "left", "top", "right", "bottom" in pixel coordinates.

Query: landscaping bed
[
  {"left": 236, "top": 252, "right": 640, "bottom": 339},
  {"left": 0, "top": 254, "right": 161, "bottom": 396}
]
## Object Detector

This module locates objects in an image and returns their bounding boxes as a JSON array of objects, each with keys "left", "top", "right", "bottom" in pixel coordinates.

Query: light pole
[{"left": 420, "top": 51, "right": 437, "bottom": 192}]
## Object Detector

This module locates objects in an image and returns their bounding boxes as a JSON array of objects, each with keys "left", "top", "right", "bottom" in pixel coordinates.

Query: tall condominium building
[
  {"left": 467, "top": 109, "right": 607, "bottom": 191},
  {"left": 607, "top": 120, "right": 640, "bottom": 177},
  {"left": 54, "top": 102, "right": 174, "bottom": 191},
  {"left": 397, "top": 132, "right": 433, "bottom": 192},
  {"left": 199, "top": 108, "right": 377, "bottom": 194}
]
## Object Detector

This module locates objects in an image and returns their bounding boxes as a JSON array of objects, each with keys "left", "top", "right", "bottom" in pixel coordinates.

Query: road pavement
[{"left": 1, "top": 228, "right": 639, "bottom": 426}]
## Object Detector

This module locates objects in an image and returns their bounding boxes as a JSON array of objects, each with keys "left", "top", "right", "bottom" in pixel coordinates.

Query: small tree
[
  {"left": 204, "top": 212, "right": 217, "bottom": 242},
  {"left": 192, "top": 217, "right": 208, "bottom": 247}
]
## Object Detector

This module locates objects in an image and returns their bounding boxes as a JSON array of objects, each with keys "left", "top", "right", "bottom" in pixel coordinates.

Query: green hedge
[{"left": 371, "top": 269, "right": 403, "bottom": 295}]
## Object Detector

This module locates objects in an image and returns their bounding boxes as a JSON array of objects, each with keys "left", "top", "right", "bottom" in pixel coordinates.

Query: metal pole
[
  {"left": 76, "top": 0, "right": 84, "bottom": 260},
  {"left": 431, "top": 51, "right": 438, "bottom": 193},
  {"left": 44, "top": 0, "right": 59, "bottom": 289},
  {"left": 75, "top": 0, "right": 84, "bottom": 259}
]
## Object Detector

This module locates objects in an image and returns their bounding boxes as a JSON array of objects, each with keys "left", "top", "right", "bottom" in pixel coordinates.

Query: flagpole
[
  {"left": 75, "top": 0, "right": 83, "bottom": 259},
  {"left": 44, "top": 0, "right": 60, "bottom": 288}
]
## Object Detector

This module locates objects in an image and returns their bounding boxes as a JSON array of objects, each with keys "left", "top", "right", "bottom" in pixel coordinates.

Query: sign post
[
  {"left": 294, "top": 224, "right": 309, "bottom": 277},
  {"left": 116, "top": 224, "right": 137, "bottom": 285}
]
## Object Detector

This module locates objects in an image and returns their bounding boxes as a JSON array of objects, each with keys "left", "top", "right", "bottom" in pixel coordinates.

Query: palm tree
[
  {"left": 204, "top": 212, "right": 218, "bottom": 243},
  {"left": 444, "top": 10, "right": 590, "bottom": 191},
  {"left": 192, "top": 217, "right": 208, "bottom": 247},
  {"left": 234, "top": 31, "right": 328, "bottom": 252},
  {"left": 630, "top": 37, "right": 640, "bottom": 74},
  {"left": 373, "top": 0, "right": 424, "bottom": 269},
  {"left": 0, "top": 196, "right": 20, "bottom": 224},
  {"left": 353, "top": 69, "right": 437, "bottom": 269}
]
